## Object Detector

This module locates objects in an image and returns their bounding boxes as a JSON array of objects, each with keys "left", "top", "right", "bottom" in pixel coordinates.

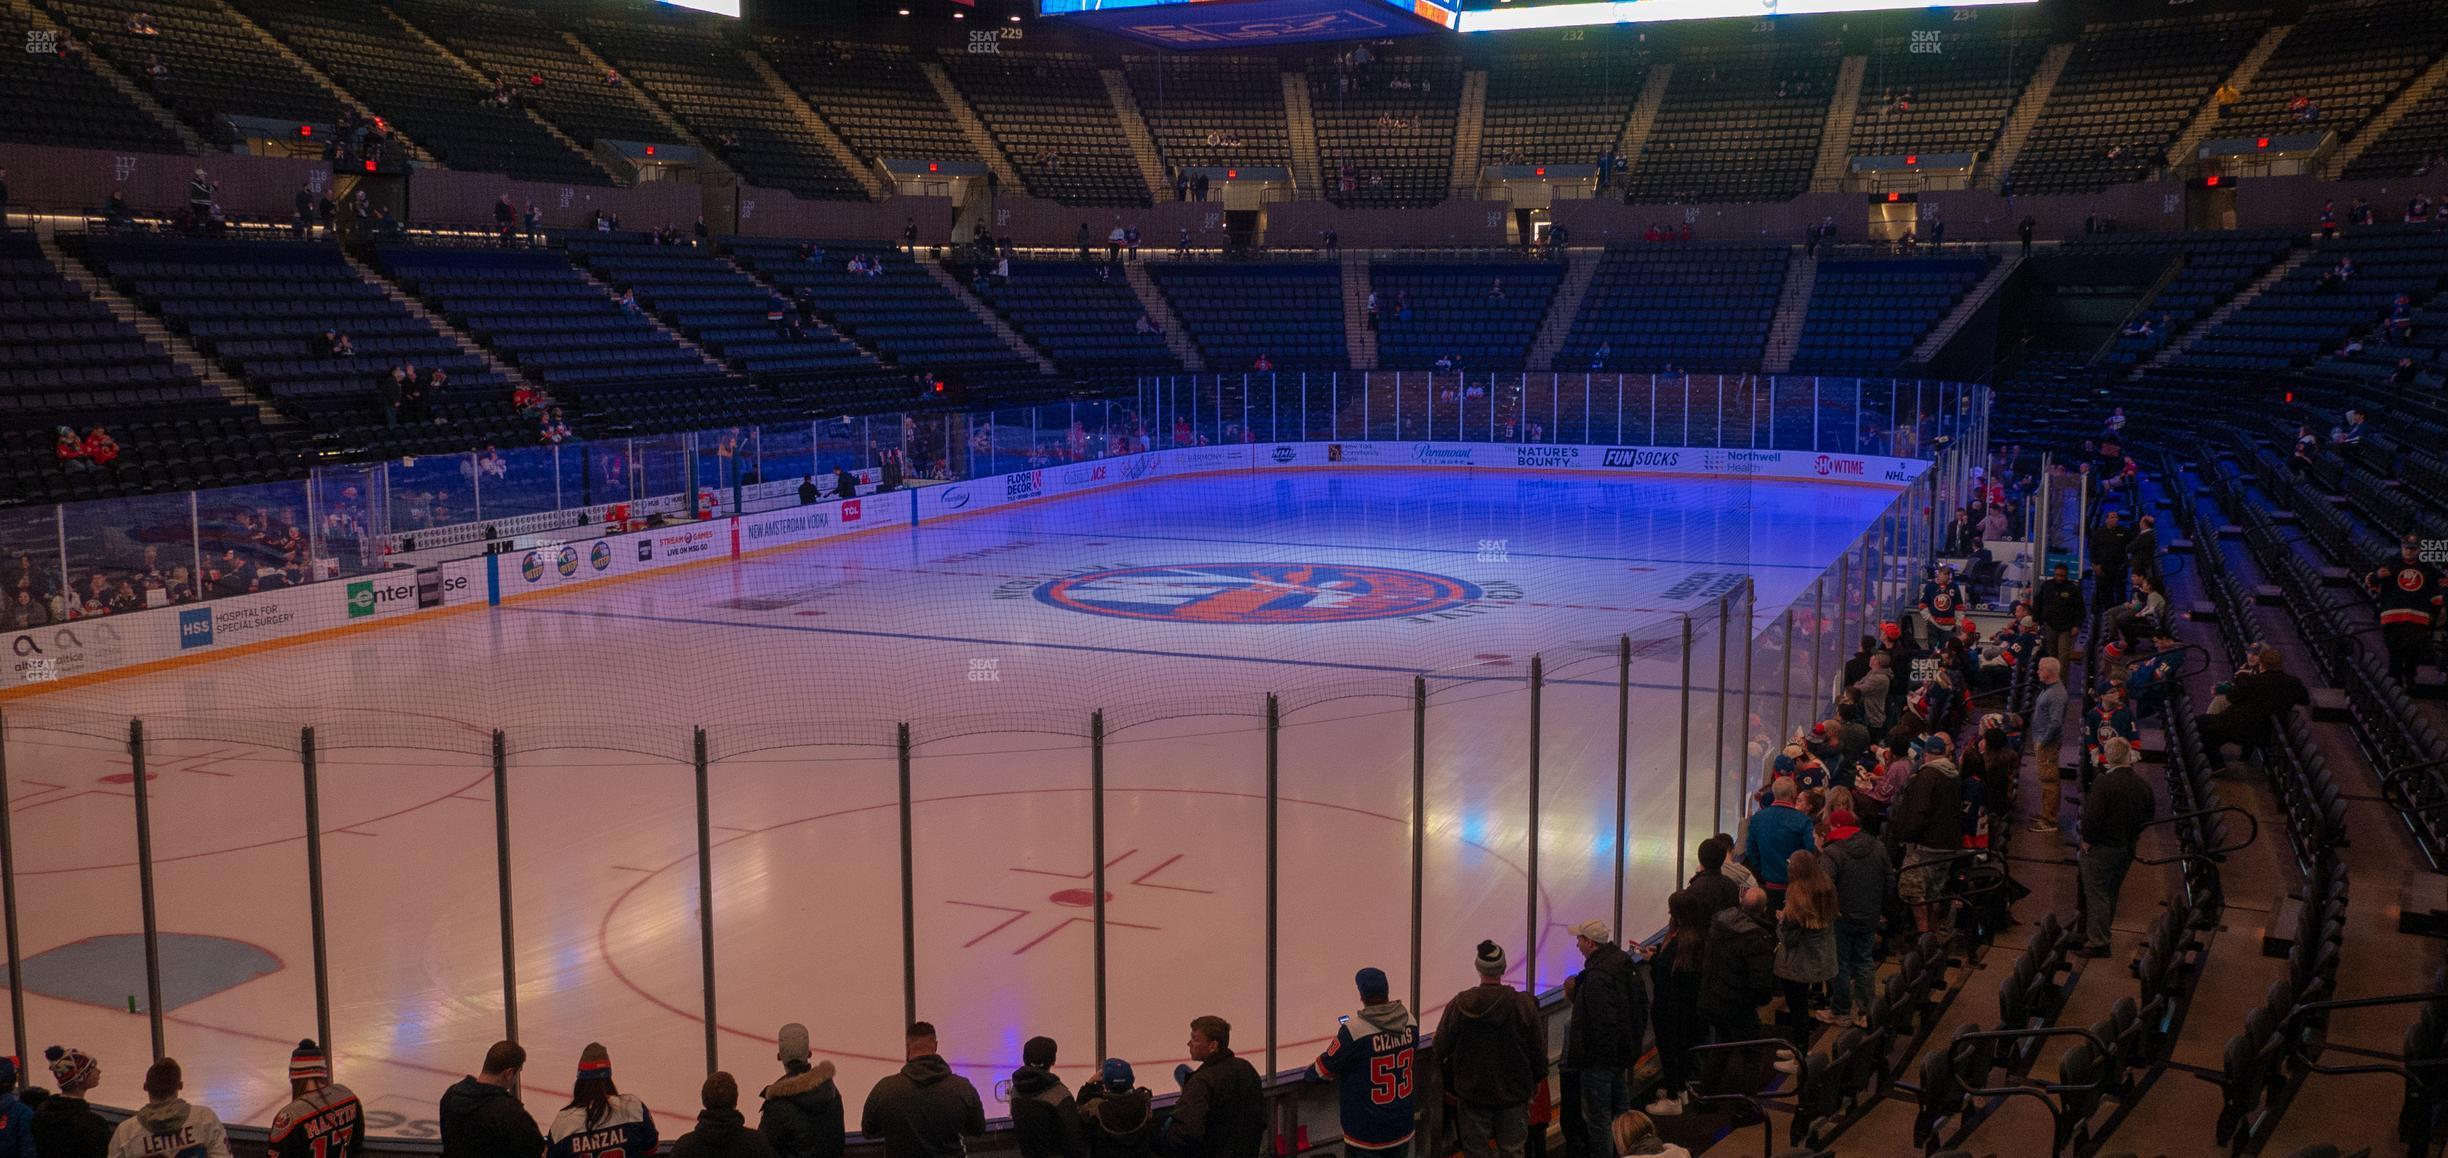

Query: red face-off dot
[{"left": 1048, "top": 889, "right": 1114, "bottom": 908}]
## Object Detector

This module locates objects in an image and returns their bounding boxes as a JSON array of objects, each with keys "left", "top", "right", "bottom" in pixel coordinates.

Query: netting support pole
[
  {"left": 1836, "top": 554, "right": 1853, "bottom": 686},
  {"left": 1409, "top": 674, "right": 1431, "bottom": 1158},
  {"left": 1612, "top": 634, "right": 1630, "bottom": 941},
  {"left": 1091, "top": 710, "right": 1109, "bottom": 1064},
  {"left": 1674, "top": 616, "right": 1693, "bottom": 878},
  {"left": 1712, "top": 597, "right": 1729, "bottom": 839},
  {"left": 1777, "top": 609, "right": 1795, "bottom": 757},
  {"left": 301, "top": 727, "right": 333, "bottom": 1057},
  {"left": 1264, "top": 693, "right": 1280, "bottom": 1082},
  {"left": 0, "top": 715, "right": 29, "bottom": 1071},
  {"left": 1739, "top": 584, "right": 1755, "bottom": 826},
  {"left": 493, "top": 729, "right": 517, "bottom": 1042},
  {"left": 898, "top": 722, "right": 917, "bottom": 1031},
  {"left": 695, "top": 727, "right": 718, "bottom": 1077},
  {"left": 1525, "top": 655, "right": 1543, "bottom": 993},
  {"left": 129, "top": 718, "right": 165, "bottom": 1059},
  {"left": 1810, "top": 578, "right": 1827, "bottom": 726}
]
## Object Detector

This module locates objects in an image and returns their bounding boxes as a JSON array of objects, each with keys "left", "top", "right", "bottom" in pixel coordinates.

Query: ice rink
[{"left": 1, "top": 467, "right": 1899, "bottom": 1138}]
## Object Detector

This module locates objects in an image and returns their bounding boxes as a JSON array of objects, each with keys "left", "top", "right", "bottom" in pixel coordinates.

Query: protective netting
[{"left": 0, "top": 373, "right": 1980, "bottom": 1136}]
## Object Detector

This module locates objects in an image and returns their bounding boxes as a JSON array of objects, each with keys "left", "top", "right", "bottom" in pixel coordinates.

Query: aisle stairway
[
  {"left": 1760, "top": 251, "right": 1817, "bottom": 373},
  {"left": 1983, "top": 42, "right": 2073, "bottom": 190}
]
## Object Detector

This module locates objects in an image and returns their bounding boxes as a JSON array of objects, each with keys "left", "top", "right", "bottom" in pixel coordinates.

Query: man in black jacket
[
  {"left": 1685, "top": 838, "right": 1742, "bottom": 933},
  {"left": 759, "top": 1023, "right": 844, "bottom": 1158},
  {"left": 2197, "top": 644, "right": 2309, "bottom": 774},
  {"left": 2092, "top": 511, "right": 2133, "bottom": 607},
  {"left": 2078, "top": 738, "right": 2155, "bottom": 956},
  {"left": 1431, "top": 941, "right": 1541, "bottom": 1158},
  {"left": 2127, "top": 514, "right": 2161, "bottom": 588},
  {"left": 1562, "top": 920, "right": 1646, "bottom": 1158},
  {"left": 439, "top": 1041, "right": 544, "bottom": 1158},
  {"left": 31, "top": 1045, "right": 113, "bottom": 1158},
  {"left": 1010, "top": 1036, "right": 1085, "bottom": 1158},
  {"left": 1889, "top": 736, "right": 1965, "bottom": 935},
  {"left": 1820, "top": 810, "right": 1892, "bottom": 1027},
  {"left": 2034, "top": 564, "right": 2084, "bottom": 665},
  {"left": 1166, "top": 1016, "right": 1264, "bottom": 1158},
  {"left": 1695, "top": 890, "right": 1777, "bottom": 1102},
  {"left": 861, "top": 1023, "right": 986, "bottom": 1158}
]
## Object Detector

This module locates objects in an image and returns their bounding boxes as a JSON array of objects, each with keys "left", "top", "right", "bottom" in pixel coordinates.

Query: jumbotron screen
[
  {"left": 1447, "top": 0, "right": 2037, "bottom": 31},
  {"left": 1036, "top": 0, "right": 1462, "bottom": 47}
]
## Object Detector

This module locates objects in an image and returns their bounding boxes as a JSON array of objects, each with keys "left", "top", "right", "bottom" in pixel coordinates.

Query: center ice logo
[{"left": 1035, "top": 563, "right": 1483, "bottom": 624}]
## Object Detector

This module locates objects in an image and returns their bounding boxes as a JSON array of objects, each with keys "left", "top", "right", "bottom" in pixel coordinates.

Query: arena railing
[{"left": 0, "top": 374, "right": 1985, "bottom": 1154}]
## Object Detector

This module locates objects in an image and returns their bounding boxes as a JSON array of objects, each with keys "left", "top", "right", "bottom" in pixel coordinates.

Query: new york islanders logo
[{"left": 1035, "top": 563, "right": 1483, "bottom": 624}]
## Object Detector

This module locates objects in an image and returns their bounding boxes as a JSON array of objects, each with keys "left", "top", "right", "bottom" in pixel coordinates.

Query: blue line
[
  {"left": 929, "top": 524, "right": 1842, "bottom": 572},
  {"left": 506, "top": 605, "right": 1703, "bottom": 691}
]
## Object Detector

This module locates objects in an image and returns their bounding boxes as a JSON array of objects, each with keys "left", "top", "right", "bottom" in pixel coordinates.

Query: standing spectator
[
  {"left": 1842, "top": 635, "right": 1877, "bottom": 689},
  {"left": 188, "top": 167, "right": 214, "bottom": 223},
  {"left": 2368, "top": 534, "right": 2445, "bottom": 686},
  {"left": 268, "top": 1040, "right": 360, "bottom": 1158},
  {"left": 2035, "top": 564, "right": 2083, "bottom": 665},
  {"left": 2028, "top": 657, "right": 2072, "bottom": 833},
  {"left": 495, "top": 194, "right": 517, "bottom": 246},
  {"left": 1010, "top": 1037, "right": 1085, "bottom": 1158},
  {"left": 1165, "top": 1017, "right": 1262, "bottom": 1158},
  {"left": 1433, "top": 941, "right": 1541, "bottom": 1158},
  {"left": 903, "top": 218, "right": 919, "bottom": 256},
  {"left": 674, "top": 1074, "right": 781, "bottom": 1158},
  {"left": 2092, "top": 511, "right": 2133, "bottom": 607},
  {"left": 1694, "top": 889, "right": 1776, "bottom": 1104},
  {"left": 439, "top": 1041, "right": 544, "bottom": 1158},
  {"left": 526, "top": 203, "right": 545, "bottom": 246},
  {"left": 2078, "top": 737, "right": 2155, "bottom": 957},
  {"left": 34, "top": 1046, "right": 111, "bottom": 1158},
  {"left": 547, "top": 1044, "right": 657, "bottom": 1158},
  {"left": 1078, "top": 1062, "right": 1157, "bottom": 1158},
  {"left": 1107, "top": 222, "right": 1125, "bottom": 265},
  {"left": 2017, "top": 216, "right": 2036, "bottom": 257},
  {"left": 1683, "top": 839, "right": 1741, "bottom": 930},
  {"left": 294, "top": 182, "right": 316, "bottom": 239},
  {"left": 1769, "top": 851, "right": 1836, "bottom": 1071},
  {"left": 2128, "top": 514, "right": 2161, "bottom": 589},
  {"left": 757, "top": 1023, "right": 842, "bottom": 1158},
  {"left": 2196, "top": 644, "right": 2308, "bottom": 774},
  {"left": 1562, "top": 923, "right": 1643, "bottom": 1158},
  {"left": 860, "top": 1023, "right": 985, "bottom": 1158},
  {"left": 1850, "top": 653, "right": 1893, "bottom": 733},
  {"left": 106, "top": 1058, "right": 230, "bottom": 1158},
  {"left": 1889, "top": 735, "right": 1965, "bottom": 935},
  {"left": 1308, "top": 968, "right": 1415, "bottom": 1158},
  {"left": 1819, "top": 809, "right": 1889, "bottom": 1029},
  {"left": 1740, "top": 777, "right": 1816, "bottom": 910},
  {"left": 1642, "top": 891, "right": 1708, "bottom": 1117}
]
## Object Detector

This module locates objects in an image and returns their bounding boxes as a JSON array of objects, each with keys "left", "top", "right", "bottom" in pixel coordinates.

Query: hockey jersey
[
  {"left": 546, "top": 1094, "right": 657, "bottom": 1158},
  {"left": 268, "top": 1084, "right": 362, "bottom": 1158},
  {"left": 1918, "top": 580, "right": 1964, "bottom": 629},
  {"left": 107, "top": 1100, "right": 231, "bottom": 1158},
  {"left": 1310, "top": 1001, "right": 1416, "bottom": 1149},
  {"left": 2370, "top": 557, "right": 2446, "bottom": 628}
]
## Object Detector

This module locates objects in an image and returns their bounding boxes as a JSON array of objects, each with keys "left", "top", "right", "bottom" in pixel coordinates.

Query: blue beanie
[
  {"left": 1355, "top": 967, "right": 1389, "bottom": 1000},
  {"left": 1101, "top": 1058, "right": 1134, "bottom": 1091}
]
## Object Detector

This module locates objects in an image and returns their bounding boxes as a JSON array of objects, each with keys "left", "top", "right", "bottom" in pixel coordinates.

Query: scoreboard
[
  {"left": 1448, "top": 0, "right": 2039, "bottom": 31},
  {"left": 1035, "top": 0, "right": 1462, "bottom": 47}
]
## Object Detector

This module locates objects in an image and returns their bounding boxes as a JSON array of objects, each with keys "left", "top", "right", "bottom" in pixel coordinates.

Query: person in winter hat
[
  {"left": 673, "top": 1072, "right": 780, "bottom": 1158},
  {"left": 1817, "top": 810, "right": 1891, "bottom": 1029},
  {"left": 1890, "top": 734, "right": 1966, "bottom": 935},
  {"left": 1308, "top": 968, "right": 1416, "bottom": 1156},
  {"left": 0, "top": 1055, "right": 36, "bottom": 1158},
  {"left": 1009, "top": 1037, "right": 1085, "bottom": 1158},
  {"left": 1077, "top": 1060, "right": 1156, "bottom": 1158},
  {"left": 759, "top": 1023, "right": 843, "bottom": 1158},
  {"left": 269, "top": 1040, "right": 362, "bottom": 1158},
  {"left": 1431, "top": 941, "right": 1541, "bottom": 1158},
  {"left": 860, "top": 1023, "right": 984, "bottom": 1158},
  {"left": 106, "top": 1058, "right": 231, "bottom": 1158},
  {"left": 32, "top": 1046, "right": 111, "bottom": 1158},
  {"left": 439, "top": 1041, "right": 543, "bottom": 1158},
  {"left": 548, "top": 1044, "right": 657, "bottom": 1158}
]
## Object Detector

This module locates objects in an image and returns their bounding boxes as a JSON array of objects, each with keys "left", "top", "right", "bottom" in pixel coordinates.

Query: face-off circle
[{"left": 1033, "top": 563, "right": 1484, "bottom": 624}]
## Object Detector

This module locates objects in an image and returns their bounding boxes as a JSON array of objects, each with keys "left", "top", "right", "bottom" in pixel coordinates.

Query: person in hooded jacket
[
  {"left": 547, "top": 1044, "right": 656, "bottom": 1158},
  {"left": 1010, "top": 1036, "right": 1086, "bottom": 1158},
  {"left": 34, "top": 1046, "right": 114, "bottom": 1158},
  {"left": 1561, "top": 922, "right": 1644, "bottom": 1158},
  {"left": 1078, "top": 1061, "right": 1158, "bottom": 1158},
  {"left": 862, "top": 1023, "right": 985, "bottom": 1158},
  {"left": 440, "top": 1042, "right": 543, "bottom": 1158},
  {"left": 675, "top": 1073, "right": 781, "bottom": 1158},
  {"left": 1430, "top": 941, "right": 1541, "bottom": 1158},
  {"left": 1694, "top": 889, "right": 1777, "bottom": 1102},
  {"left": 760, "top": 1023, "right": 844, "bottom": 1158},
  {"left": 1308, "top": 968, "right": 1416, "bottom": 1158},
  {"left": 106, "top": 1058, "right": 231, "bottom": 1158}
]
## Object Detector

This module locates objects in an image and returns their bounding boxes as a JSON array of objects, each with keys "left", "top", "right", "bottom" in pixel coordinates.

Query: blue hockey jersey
[
  {"left": 1310, "top": 1001, "right": 1417, "bottom": 1149},
  {"left": 546, "top": 1094, "right": 657, "bottom": 1158}
]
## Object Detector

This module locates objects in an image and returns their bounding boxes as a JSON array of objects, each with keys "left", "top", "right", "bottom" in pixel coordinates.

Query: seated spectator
[
  {"left": 6, "top": 589, "right": 51, "bottom": 628},
  {"left": 541, "top": 408, "right": 572, "bottom": 445},
  {"left": 56, "top": 426, "right": 90, "bottom": 471}
]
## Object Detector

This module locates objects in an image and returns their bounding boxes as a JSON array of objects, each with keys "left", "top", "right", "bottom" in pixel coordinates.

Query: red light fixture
[
  {"left": 2256, "top": 137, "right": 2270, "bottom": 149},
  {"left": 298, "top": 124, "right": 312, "bottom": 138},
  {"left": 927, "top": 161, "right": 939, "bottom": 172},
  {"left": 1534, "top": 166, "right": 1547, "bottom": 176},
  {"left": 1904, "top": 154, "right": 1917, "bottom": 166},
  {"left": 644, "top": 145, "right": 655, "bottom": 156},
  {"left": 1226, "top": 168, "right": 1238, "bottom": 179},
  {"left": 363, "top": 159, "right": 376, "bottom": 172},
  {"left": 2204, "top": 175, "right": 2220, "bottom": 187},
  {"left": 1886, "top": 192, "right": 1901, "bottom": 202}
]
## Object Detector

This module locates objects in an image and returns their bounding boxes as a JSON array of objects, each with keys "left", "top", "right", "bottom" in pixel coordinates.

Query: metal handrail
[{"left": 2133, "top": 805, "right": 2259, "bottom": 866}]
